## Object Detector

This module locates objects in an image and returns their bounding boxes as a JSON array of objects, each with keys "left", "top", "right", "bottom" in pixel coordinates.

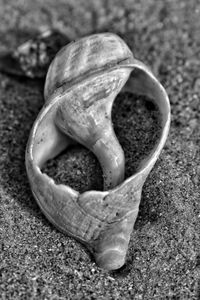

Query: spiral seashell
[{"left": 26, "top": 33, "right": 170, "bottom": 270}]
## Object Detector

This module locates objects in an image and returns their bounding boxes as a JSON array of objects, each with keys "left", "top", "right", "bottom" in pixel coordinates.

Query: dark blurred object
[{"left": 0, "top": 29, "right": 71, "bottom": 79}]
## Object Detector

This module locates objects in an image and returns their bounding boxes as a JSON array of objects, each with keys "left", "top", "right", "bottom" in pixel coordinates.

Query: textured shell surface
[
  {"left": 44, "top": 33, "right": 133, "bottom": 101},
  {"left": 26, "top": 32, "right": 171, "bottom": 270}
]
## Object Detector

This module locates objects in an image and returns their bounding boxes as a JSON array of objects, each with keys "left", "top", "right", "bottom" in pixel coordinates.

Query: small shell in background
[{"left": 0, "top": 29, "right": 71, "bottom": 78}]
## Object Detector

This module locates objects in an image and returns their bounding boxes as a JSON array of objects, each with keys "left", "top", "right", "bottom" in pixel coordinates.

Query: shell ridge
[
  {"left": 77, "top": 183, "right": 141, "bottom": 222},
  {"left": 31, "top": 176, "right": 103, "bottom": 242},
  {"left": 28, "top": 163, "right": 106, "bottom": 242},
  {"left": 46, "top": 62, "right": 134, "bottom": 103}
]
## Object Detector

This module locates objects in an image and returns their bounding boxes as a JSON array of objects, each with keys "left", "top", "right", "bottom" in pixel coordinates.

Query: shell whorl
[{"left": 44, "top": 33, "right": 133, "bottom": 101}]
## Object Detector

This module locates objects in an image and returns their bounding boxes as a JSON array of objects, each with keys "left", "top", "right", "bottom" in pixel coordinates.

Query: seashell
[{"left": 26, "top": 33, "right": 170, "bottom": 270}]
